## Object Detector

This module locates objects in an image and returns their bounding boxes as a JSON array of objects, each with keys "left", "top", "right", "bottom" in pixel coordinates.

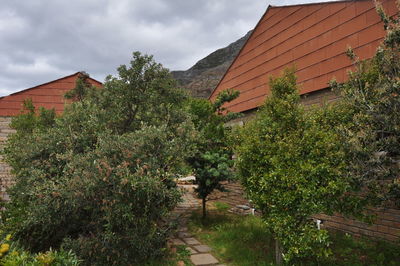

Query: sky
[{"left": 0, "top": 0, "right": 331, "bottom": 96}]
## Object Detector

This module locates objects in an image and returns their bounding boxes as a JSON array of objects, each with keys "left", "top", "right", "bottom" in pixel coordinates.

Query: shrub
[
  {"left": 0, "top": 233, "right": 80, "bottom": 266},
  {"left": 2, "top": 52, "right": 195, "bottom": 265}
]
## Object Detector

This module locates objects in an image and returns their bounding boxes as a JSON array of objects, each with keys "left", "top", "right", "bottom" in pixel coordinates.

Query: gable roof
[
  {"left": 209, "top": 0, "right": 397, "bottom": 112},
  {"left": 0, "top": 72, "right": 102, "bottom": 116}
]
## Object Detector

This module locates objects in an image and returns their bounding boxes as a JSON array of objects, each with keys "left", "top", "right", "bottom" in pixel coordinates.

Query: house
[
  {"left": 0, "top": 72, "right": 102, "bottom": 201},
  {"left": 209, "top": 0, "right": 397, "bottom": 120},
  {"left": 208, "top": 0, "right": 400, "bottom": 241},
  {"left": 0, "top": 72, "right": 102, "bottom": 117}
]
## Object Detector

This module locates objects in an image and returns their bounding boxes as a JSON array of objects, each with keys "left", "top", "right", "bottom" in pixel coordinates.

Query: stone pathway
[{"left": 169, "top": 184, "right": 225, "bottom": 266}]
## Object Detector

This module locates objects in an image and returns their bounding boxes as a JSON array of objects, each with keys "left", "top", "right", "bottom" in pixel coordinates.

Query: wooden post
[{"left": 275, "top": 239, "right": 283, "bottom": 265}]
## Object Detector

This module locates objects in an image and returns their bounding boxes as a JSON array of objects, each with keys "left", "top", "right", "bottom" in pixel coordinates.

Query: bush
[
  {"left": 0, "top": 233, "right": 80, "bottom": 266},
  {"left": 2, "top": 52, "right": 195, "bottom": 265}
]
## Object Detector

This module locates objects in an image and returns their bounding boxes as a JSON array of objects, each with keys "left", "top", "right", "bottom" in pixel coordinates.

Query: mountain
[{"left": 171, "top": 30, "right": 252, "bottom": 98}]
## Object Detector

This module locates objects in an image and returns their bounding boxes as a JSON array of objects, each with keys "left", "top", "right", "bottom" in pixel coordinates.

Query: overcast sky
[{"left": 0, "top": 0, "right": 331, "bottom": 96}]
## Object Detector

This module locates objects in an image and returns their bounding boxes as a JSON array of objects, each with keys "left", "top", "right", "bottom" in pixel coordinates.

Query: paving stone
[
  {"left": 178, "top": 231, "right": 192, "bottom": 238},
  {"left": 169, "top": 185, "right": 221, "bottom": 264},
  {"left": 190, "top": 253, "right": 219, "bottom": 265},
  {"left": 193, "top": 244, "right": 212, "bottom": 253},
  {"left": 171, "top": 238, "right": 185, "bottom": 245},
  {"left": 183, "top": 237, "right": 201, "bottom": 245},
  {"left": 187, "top": 247, "right": 198, "bottom": 254}
]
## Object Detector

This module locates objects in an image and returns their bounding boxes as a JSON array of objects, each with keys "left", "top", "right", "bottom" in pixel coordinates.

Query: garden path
[{"left": 170, "top": 184, "right": 225, "bottom": 266}]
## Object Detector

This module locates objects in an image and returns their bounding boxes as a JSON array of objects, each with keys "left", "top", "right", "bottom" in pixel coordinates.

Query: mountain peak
[{"left": 172, "top": 30, "right": 252, "bottom": 98}]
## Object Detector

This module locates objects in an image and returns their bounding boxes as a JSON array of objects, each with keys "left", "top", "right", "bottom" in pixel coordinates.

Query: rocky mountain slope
[{"left": 172, "top": 30, "right": 252, "bottom": 98}]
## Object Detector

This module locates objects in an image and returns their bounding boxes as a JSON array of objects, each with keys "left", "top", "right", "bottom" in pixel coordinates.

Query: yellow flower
[
  {"left": 5, "top": 234, "right": 11, "bottom": 241},
  {"left": 10, "top": 251, "right": 19, "bottom": 256},
  {"left": 0, "top": 243, "right": 9, "bottom": 253},
  {"left": 36, "top": 253, "right": 54, "bottom": 265}
]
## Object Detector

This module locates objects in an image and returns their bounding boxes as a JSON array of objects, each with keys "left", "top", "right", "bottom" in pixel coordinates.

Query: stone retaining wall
[
  {"left": 0, "top": 117, "right": 14, "bottom": 201},
  {"left": 207, "top": 181, "right": 250, "bottom": 207}
]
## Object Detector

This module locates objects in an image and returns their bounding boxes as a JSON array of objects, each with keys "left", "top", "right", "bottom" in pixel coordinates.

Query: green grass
[
  {"left": 213, "top": 201, "right": 231, "bottom": 212},
  {"left": 324, "top": 231, "right": 400, "bottom": 266},
  {"left": 189, "top": 211, "right": 275, "bottom": 266},
  {"left": 188, "top": 209, "right": 400, "bottom": 266}
]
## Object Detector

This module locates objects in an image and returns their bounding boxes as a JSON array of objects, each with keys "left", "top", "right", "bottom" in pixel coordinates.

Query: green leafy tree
[
  {"left": 330, "top": 3, "right": 400, "bottom": 207},
  {"left": 187, "top": 89, "right": 239, "bottom": 218},
  {"left": 234, "top": 69, "right": 359, "bottom": 263},
  {"left": 2, "top": 52, "right": 195, "bottom": 265},
  {"left": 10, "top": 98, "right": 56, "bottom": 134}
]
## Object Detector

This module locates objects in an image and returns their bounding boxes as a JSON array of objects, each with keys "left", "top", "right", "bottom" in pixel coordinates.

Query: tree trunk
[
  {"left": 275, "top": 239, "right": 283, "bottom": 265},
  {"left": 202, "top": 197, "right": 206, "bottom": 219}
]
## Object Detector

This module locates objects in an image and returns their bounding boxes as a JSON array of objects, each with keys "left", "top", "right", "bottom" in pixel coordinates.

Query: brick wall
[
  {"left": 0, "top": 117, "right": 14, "bottom": 201},
  {"left": 301, "top": 87, "right": 340, "bottom": 106},
  {"left": 314, "top": 209, "right": 400, "bottom": 242}
]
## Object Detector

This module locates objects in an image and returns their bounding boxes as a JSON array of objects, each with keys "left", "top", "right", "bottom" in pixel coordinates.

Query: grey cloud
[{"left": 0, "top": 0, "right": 330, "bottom": 96}]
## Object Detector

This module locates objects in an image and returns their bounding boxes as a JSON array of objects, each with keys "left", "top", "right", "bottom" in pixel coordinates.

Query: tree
[
  {"left": 234, "top": 69, "right": 359, "bottom": 263},
  {"left": 187, "top": 89, "right": 239, "bottom": 218},
  {"left": 10, "top": 98, "right": 56, "bottom": 134},
  {"left": 2, "top": 52, "right": 196, "bottom": 265},
  {"left": 330, "top": 2, "right": 400, "bottom": 207}
]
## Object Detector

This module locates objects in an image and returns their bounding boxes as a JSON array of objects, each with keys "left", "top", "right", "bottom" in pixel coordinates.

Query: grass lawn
[{"left": 188, "top": 202, "right": 400, "bottom": 266}]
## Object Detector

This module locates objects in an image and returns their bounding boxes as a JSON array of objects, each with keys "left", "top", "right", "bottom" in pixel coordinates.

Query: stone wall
[{"left": 0, "top": 117, "right": 14, "bottom": 201}]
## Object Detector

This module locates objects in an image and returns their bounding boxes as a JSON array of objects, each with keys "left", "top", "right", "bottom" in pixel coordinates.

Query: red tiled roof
[
  {"left": 209, "top": 0, "right": 397, "bottom": 112},
  {"left": 0, "top": 72, "right": 102, "bottom": 116}
]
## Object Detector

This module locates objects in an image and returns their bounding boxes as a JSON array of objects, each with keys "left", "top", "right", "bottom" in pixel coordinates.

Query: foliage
[
  {"left": 213, "top": 201, "right": 230, "bottom": 212},
  {"left": 0, "top": 233, "right": 80, "bottom": 266},
  {"left": 10, "top": 99, "right": 56, "bottom": 134},
  {"left": 330, "top": 3, "right": 400, "bottom": 207},
  {"left": 145, "top": 245, "right": 192, "bottom": 266},
  {"left": 234, "top": 69, "right": 361, "bottom": 262},
  {"left": 187, "top": 89, "right": 239, "bottom": 218},
  {"left": 319, "top": 230, "right": 400, "bottom": 266},
  {"left": 64, "top": 72, "right": 97, "bottom": 101},
  {"left": 2, "top": 52, "right": 195, "bottom": 265}
]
